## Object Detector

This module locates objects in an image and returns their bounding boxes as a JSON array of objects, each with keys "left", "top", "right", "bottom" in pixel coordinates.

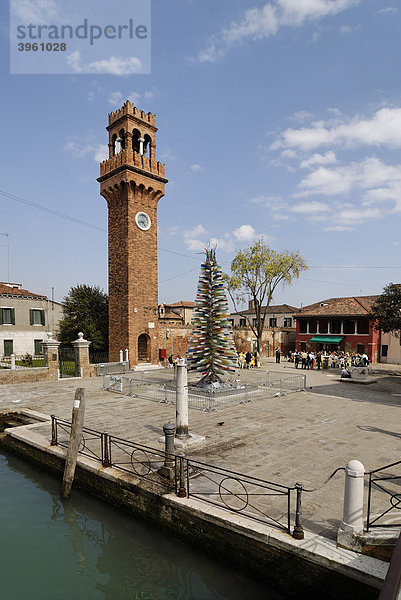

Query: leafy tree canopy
[
  {"left": 369, "top": 283, "right": 401, "bottom": 336},
  {"left": 58, "top": 284, "right": 108, "bottom": 350},
  {"left": 225, "top": 240, "right": 307, "bottom": 352}
]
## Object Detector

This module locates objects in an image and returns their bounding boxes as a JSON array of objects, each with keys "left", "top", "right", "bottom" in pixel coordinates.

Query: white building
[{"left": 0, "top": 282, "right": 64, "bottom": 358}]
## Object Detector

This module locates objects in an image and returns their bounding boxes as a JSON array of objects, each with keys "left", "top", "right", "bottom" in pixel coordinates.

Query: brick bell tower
[{"left": 98, "top": 101, "right": 167, "bottom": 365}]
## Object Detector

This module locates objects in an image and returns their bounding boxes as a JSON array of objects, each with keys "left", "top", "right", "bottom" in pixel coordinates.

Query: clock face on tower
[{"left": 135, "top": 211, "right": 151, "bottom": 231}]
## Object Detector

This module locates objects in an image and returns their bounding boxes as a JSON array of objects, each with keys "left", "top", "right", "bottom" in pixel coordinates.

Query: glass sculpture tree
[{"left": 186, "top": 248, "right": 238, "bottom": 385}]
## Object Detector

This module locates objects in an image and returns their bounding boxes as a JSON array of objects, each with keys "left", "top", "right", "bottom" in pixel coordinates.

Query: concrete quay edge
[{"left": 0, "top": 419, "right": 388, "bottom": 596}]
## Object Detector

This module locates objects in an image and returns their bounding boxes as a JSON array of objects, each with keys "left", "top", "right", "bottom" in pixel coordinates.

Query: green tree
[
  {"left": 58, "top": 285, "right": 108, "bottom": 350},
  {"left": 225, "top": 240, "right": 307, "bottom": 355},
  {"left": 187, "top": 249, "right": 238, "bottom": 385},
  {"left": 369, "top": 283, "right": 401, "bottom": 336}
]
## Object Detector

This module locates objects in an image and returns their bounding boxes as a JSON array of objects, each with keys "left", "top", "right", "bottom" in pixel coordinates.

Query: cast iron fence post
[
  {"left": 176, "top": 453, "right": 187, "bottom": 498},
  {"left": 102, "top": 432, "right": 111, "bottom": 467},
  {"left": 51, "top": 414, "right": 58, "bottom": 446},
  {"left": 293, "top": 482, "right": 305, "bottom": 539}
]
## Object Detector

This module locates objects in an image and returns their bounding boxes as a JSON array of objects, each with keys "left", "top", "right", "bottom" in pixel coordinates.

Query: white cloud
[
  {"left": 271, "top": 107, "right": 401, "bottom": 151},
  {"left": 144, "top": 89, "right": 156, "bottom": 101},
  {"left": 340, "top": 23, "right": 360, "bottom": 33},
  {"left": 209, "top": 236, "right": 235, "bottom": 253},
  {"left": 233, "top": 224, "right": 257, "bottom": 241},
  {"left": 108, "top": 91, "right": 141, "bottom": 107},
  {"left": 108, "top": 91, "right": 123, "bottom": 106},
  {"left": 288, "top": 110, "right": 315, "bottom": 123},
  {"left": 67, "top": 51, "right": 142, "bottom": 75},
  {"left": 378, "top": 7, "right": 398, "bottom": 15},
  {"left": 64, "top": 136, "right": 107, "bottom": 163},
  {"left": 300, "top": 151, "right": 337, "bottom": 169},
  {"left": 296, "top": 157, "right": 401, "bottom": 200},
  {"left": 197, "top": 0, "right": 359, "bottom": 62},
  {"left": 12, "top": 0, "right": 60, "bottom": 24},
  {"left": 182, "top": 224, "right": 208, "bottom": 252},
  {"left": 189, "top": 164, "right": 204, "bottom": 173},
  {"left": 291, "top": 200, "right": 329, "bottom": 214}
]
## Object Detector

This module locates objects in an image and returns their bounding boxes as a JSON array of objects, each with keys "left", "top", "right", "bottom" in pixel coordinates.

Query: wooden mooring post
[{"left": 60, "top": 388, "right": 86, "bottom": 500}]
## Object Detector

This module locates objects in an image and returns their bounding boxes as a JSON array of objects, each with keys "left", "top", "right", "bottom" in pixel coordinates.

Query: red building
[{"left": 295, "top": 295, "right": 380, "bottom": 362}]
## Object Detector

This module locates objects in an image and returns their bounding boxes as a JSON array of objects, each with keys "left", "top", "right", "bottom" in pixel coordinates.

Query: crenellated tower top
[{"left": 98, "top": 100, "right": 166, "bottom": 183}]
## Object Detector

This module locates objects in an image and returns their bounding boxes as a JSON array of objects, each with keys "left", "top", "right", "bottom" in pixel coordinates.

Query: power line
[
  {"left": 159, "top": 266, "right": 199, "bottom": 284},
  {"left": 0, "top": 189, "right": 106, "bottom": 233}
]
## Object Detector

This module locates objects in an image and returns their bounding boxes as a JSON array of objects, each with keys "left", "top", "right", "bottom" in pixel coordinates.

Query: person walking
[
  {"left": 275, "top": 347, "right": 281, "bottom": 364},
  {"left": 245, "top": 351, "right": 252, "bottom": 369},
  {"left": 294, "top": 351, "right": 300, "bottom": 369}
]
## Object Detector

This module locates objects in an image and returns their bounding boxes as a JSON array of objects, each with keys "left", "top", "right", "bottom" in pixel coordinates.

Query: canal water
[{"left": 0, "top": 451, "right": 286, "bottom": 600}]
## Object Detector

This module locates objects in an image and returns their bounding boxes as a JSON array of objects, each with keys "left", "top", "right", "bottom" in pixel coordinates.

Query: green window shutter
[
  {"left": 0, "top": 308, "right": 3, "bottom": 325},
  {"left": 29, "top": 309, "right": 34, "bottom": 326},
  {"left": 41, "top": 310, "right": 45, "bottom": 326},
  {"left": 11, "top": 308, "right": 15, "bottom": 325}
]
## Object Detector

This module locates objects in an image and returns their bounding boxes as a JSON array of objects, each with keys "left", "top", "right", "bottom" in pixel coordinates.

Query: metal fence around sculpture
[
  {"left": 102, "top": 374, "right": 268, "bottom": 411},
  {"left": 265, "top": 371, "right": 307, "bottom": 393},
  {"left": 366, "top": 459, "right": 401, "bottom": 531},
  {"left": 49, "top": 415, "right": 302, "bottom": 536},
  {"left": 102, "top": 370, "right": 306, "bottom": 410}
]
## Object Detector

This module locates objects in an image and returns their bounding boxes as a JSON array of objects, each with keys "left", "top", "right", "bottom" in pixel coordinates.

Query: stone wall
[{"left": 0, "top": 367, "right": 52, "bottom": 385}]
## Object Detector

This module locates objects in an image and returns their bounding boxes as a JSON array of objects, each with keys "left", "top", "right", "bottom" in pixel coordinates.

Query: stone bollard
[
  {"left": 340, "top": 459, "right": 365, "bottom": 534},
  {"left": 119, "top": 349, "right": 124, "bottom": 362},
  {"left": 176, "top": 365, "right": 189, "bottom": 439},
  {"left": 10, "top": 353, "right": 16, "bottom": 370},
  {"left": 124, "top": 348, "right": 129, "bottom": 363},
  {"left": 159, "top": 422, "right": 176, "bottom": 479}
]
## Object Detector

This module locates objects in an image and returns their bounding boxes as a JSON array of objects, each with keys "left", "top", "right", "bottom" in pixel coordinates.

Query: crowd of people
[
  {"left": 286, "top": 350, "right": 369, "bottom": 370},
  {"left": 166, "top": 348, "right": 370, "bottom": 371},
  {"left": 238, "top": 351, "right": 261, "bottom": 369}
]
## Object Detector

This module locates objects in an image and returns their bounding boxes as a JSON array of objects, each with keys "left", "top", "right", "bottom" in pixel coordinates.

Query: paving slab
[{"left": 1, "top": 358, "right": 401, "bottom": 540}]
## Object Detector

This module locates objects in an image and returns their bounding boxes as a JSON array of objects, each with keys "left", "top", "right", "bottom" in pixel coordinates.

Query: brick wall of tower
[{"left": 107, "top": 187, "right": 130, "bottom": 362}]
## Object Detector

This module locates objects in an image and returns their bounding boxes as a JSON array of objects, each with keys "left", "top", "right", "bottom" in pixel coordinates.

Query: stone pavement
[{"left": 1, "top": 358, "right": 401, "bottom": 540}]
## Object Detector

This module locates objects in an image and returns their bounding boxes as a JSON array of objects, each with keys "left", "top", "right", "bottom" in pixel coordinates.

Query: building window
[
  {"left": 3, "top": 339, "right": 13, "bottom": 356},
  {"left": 343, "top": 320, "right": 355, "bottom": 334},
  {"left": 0, "top": 307, "right": 15, "bottom": 325},
  {"left": 30, "top": 309, "right": 45, "bottom": 326},
  {"left": 309, "top": 319, "right": 317, "bottom": 334},
  {"left": 283, "top": 318, "right": 292, "bottom": 328},
  {"left": 34, "top": 339, "right": 43, "bottom": 355},
  {"left": 299, "top": 321, "right": 307, "bottom": 334},
  {"left": 319, "top": 319, "right": 328, "bottom": 334},
  {"left": 252, "top": 318, "right": 257, "bottom": 328},
  {"left": 357, "top": 319, "right": 369, "bottom": 335},
  {"left": 381, "top": 345, "right": 388, "bottom": 358},
  {"left": 330, "top": 320, "right": 341, "bottom": 334},
  {"left": 239, "top": 318, "right": 247, "bottom": 327},
  {"left": 269, "top": 318, "right": 277, "bottom": 327}
]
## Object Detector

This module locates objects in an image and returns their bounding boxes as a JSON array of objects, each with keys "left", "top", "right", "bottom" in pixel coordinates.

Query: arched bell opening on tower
[
  {"left": 118, "top": 129, "right": 126, "bottom": 150},
  {"left": 132, "top": 129, "right": 141, "bottom": 153},
  {"left": 143, "top": 134, "right": 152, "bottom": 158},
  {"left": 138, "top": 333, "right": 150, "bottom": 363},
  {"left": 111, "top": 133, "right": 117, "bottom": 156}
]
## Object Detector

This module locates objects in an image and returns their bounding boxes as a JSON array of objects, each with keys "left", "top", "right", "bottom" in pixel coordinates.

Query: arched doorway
[{"left": 138, "top": 334, "right": 150, "bottom": 362}]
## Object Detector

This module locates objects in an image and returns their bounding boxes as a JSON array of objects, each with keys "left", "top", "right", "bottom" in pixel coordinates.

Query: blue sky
[{"left": 0, "top": 0, "right": 400, "bottom": 308}]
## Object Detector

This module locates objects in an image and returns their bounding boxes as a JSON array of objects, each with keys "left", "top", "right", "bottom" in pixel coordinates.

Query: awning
[{"left": 309, "top": 335, "right": 344, "bottom": 343}]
